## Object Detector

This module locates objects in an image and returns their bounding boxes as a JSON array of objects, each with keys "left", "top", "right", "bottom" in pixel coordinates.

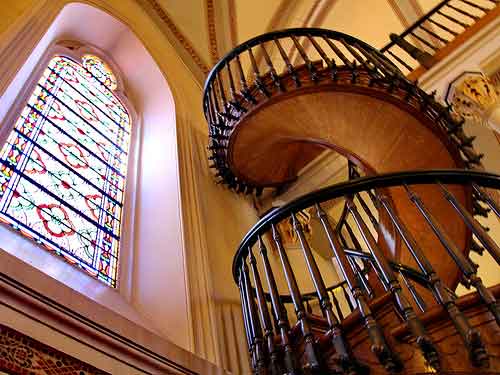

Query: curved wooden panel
[{"left": 228, "top": 76, "right": 470, "bottom": 288}]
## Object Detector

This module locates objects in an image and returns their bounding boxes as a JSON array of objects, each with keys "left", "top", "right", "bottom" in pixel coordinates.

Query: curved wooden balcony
[
  {"left": 203, "top": 28, "right": 483, "bottom": 288},
  {"left": 233, "top": 170, "right": 500, "bottom": 374}
]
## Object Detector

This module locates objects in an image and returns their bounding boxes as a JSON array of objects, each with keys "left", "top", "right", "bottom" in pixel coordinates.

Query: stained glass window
[{"left": 0, "top": 55, "right": 131, "bottom": 287}]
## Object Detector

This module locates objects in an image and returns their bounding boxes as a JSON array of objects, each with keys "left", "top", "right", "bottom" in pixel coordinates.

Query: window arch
[{"left": 0, "top": 51, "right": 131, "bottom": 287}]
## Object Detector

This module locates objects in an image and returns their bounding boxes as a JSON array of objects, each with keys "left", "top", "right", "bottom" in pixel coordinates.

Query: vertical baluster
[
  {"left": 330, "top": 288, "right": 344, "bottom": 320},
  {"left": 399, "top": 270, "right": 427, "bottom": 312},
  {"left": 291, "top": 212, "right": 358, "bottom": 374},
  {"left": 445, "top": 3, "right": 479, "bottom": 21},
  {"left": 354, "top": 43, "right": 398, "bottom": 80},
  {"left": 271, "top": 223, "right": 320, "bottom": 371},
  {"left": 239, "top": 273, "right": 257, "bottom": 372},
  {"left": 472, "top": 183, "right": 500, "bottom": 218},
  {"left": 249, "top": 245, "right": 281, "bottom": 375},
  {"left": 347, "top": 255, "right": 374, "bottom": 299},
  {"left": 260, "top": 43, "right": 284, "bottom": 92},
  {"left": 273, "top": 38, "right": 301, "bottom": 87},
  {"left": 344, "top": 220, "right": 363, "bottom": 250},
  {"left": 437, "top": 9, "right": 469, "bottom": 28},
  {"left": 410, "top": 32, "right": 439, "bottom": 51},
  {"left": 427, "top": 18, "right": 459, "bottom": 37},
  {"left": 355, "top": 193, "right": 378, "bottom": 232},
  {"left": 290, "top": 35, "right": 318, "bottom": 81},
  {"left": 346, "top": 214, "right": 389, "bottom": 291},
  {"left": 258, "top": 237, "right": 299, "bottom": 374},
  {"left": 440, "top": 183, "right": 500, "bottom": 266},
  {"left": 419, "top": 25, "right": 449, "bottom": 45},
  {"left": 235, "top": 54, "right": 258, "bottom": 104},
  {"left": 458, "top": 0, "right": 489, "bottom": 12},
  {"left": 384, "top": 49, "right": 414, "bottom": 73},
  {"left": 347, "top": 197, "right": 440, "bottom": 370},
  {"left": 339, "top": 38, "right": 376, "bottom": 77},
  {"left": 389, "top": 33, "right": 436, "bottom": 69},
  {"left": 248, "top": 47, "right": 271, "bottom": 98},
  {"left": 241, "top": 260, "right": 267, "bottom": 374},
  {"left": 322, "top": 37, "right": 353, "bottom": 69},
  {"left": 217, "top": 73, "right": 237, "bottom": 122},
  {"left": 315, "top": 203, "right": 401, "bottom": 373},
  {"left": 226, "top": 61, "right": 246, "bottom": 113},
  {"left": 308, "top": 35, "right": 338, "bottom": 81},
  {"left": 406, "top": 186, "right": 500, "bottom": 327}
]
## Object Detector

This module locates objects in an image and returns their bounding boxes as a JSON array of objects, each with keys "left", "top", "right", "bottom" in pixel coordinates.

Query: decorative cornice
[
  {"left": 144, "top": 0, "right": 210, "bottom": 75},
  {"left": 206, "top": 0, "right": 219, "bottom": 65}
]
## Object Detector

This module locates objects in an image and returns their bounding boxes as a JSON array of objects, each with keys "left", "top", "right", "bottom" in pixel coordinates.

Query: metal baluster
[
  {"left": 406, "top": 186, "right": 500, "bottom": 327},
  {"left": 316, "top": 203, "right": 401, "bottom": 373},
  {"left": 260, "top": 43, "right": 284, "bottom": 92},
  {"left": 472, "top": 183, "right": 500, "bottom": 218},
  {"left": 290, "top": 35, "right": 318, "bottom": 81},
  {"left": 271, "top": 223, "right": 320, "bottom": 371},
  {"left": 291, "top": 212, "right": 358, "bottom": 374},
  {"left": 347, "top": 197, "right": 440, "bottom": 370},
  {"left": 239, "top": 273, "right": 257, "bottom": 372},
  {"left": 248, "top": 47, "right": 271, "bottom": 98},
  {"left": 235, "top": 54, "right": 258, "bottom": 104},
  {"left": 308, "top": 35, "right": 338, "bottom": 81},
  {"left": 440, "top": 183, "right": 500, "bottom": 266},
  {"left": 371, "top": 195, "right": 489, "bottom": 370},
  {"left": 258, "top": 237, "right": 299, "bottom": 374},
  {"left": 241, "top": 261, "right": 267, "bottom": 374},
  {"left": 273, "top": 38, "right": 300, "bottom": 87},
  {"left": 249, "top": 245, "right": 281, "bottom": 375}
]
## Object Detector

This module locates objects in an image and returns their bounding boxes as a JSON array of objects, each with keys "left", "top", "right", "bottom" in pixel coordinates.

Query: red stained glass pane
[{"left": 0, "top": 55, "right": 130, "bottom": 287}]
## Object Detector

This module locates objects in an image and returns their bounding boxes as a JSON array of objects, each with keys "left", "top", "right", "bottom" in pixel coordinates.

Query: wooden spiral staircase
[{"left": 203, "top": 1, "right": 500, "bottom": 374}]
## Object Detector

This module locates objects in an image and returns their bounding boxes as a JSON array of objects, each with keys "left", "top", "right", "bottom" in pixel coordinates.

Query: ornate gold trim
[
  {"left": 206, "top": 0, "right": 219, "bottom": 65},
  {"left": 144, "top": 0, "right": 210, "bottom": 75}
]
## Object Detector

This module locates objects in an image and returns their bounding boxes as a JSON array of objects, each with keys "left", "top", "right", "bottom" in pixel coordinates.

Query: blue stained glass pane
[{"left": 0, "top": 55, "right": 129, "bottom": 287}]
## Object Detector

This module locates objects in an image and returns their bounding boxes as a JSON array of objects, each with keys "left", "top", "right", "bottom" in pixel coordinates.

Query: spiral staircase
[{"left": 203, "top": 2, "right": 500, "bottom": 374}]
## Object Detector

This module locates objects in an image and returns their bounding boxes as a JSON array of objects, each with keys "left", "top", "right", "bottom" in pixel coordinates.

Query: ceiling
[{"left": 143, "top": 0, "right": 441, "bottom": 84}]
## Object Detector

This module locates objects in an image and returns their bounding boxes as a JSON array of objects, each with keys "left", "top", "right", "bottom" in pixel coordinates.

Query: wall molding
[{"left": 137, "top": 0, "right": 210, "bottom": 83}]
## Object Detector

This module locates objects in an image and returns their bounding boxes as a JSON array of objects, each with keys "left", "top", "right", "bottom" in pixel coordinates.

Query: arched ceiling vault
[{"left": 137, "top": 0, "right": 443, "bottom": 84}]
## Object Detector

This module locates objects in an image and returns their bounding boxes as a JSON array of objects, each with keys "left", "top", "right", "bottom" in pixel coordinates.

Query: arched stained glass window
[{"left": 0, "top": 54, "right": 131, "bottom": 287}]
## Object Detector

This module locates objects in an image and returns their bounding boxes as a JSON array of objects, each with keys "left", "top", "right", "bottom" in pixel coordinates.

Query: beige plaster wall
[{"left": 0, "top": 0, "right": 258, "bottom": 372}]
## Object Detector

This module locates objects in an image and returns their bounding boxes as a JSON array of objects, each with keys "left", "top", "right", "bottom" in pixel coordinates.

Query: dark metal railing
[
  {"left": 203, "top": 28, "right": 483, "bottom": 195},
  {"left": 381, "top": 0, "right": 498, "bottom": 75},
  {"left": 234, "top": 170, "right": 500, "bottom": 374}
]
